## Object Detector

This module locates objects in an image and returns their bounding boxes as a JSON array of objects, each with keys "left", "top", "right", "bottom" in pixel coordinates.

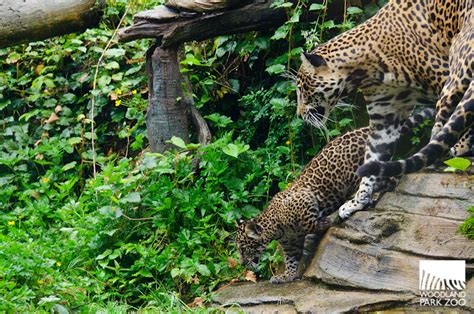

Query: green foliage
[{"left": 459, "top": 206, "right": 474, "bottom": 240}]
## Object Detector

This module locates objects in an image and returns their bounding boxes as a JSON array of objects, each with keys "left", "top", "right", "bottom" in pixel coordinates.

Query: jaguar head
[
  {"left": 297, "top": 52, "right": 347, "bottom": 129},
  {"left": 235, "top": 219, "right": 266, "bottom": 270}
]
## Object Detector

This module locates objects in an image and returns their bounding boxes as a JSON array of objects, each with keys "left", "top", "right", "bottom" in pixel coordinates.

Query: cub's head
[
  {"left": 297, "top": 52, "right": 347, "bottom": 129},
  {"left": 235, "top": 219, "right": 266, "bottom": 269}
]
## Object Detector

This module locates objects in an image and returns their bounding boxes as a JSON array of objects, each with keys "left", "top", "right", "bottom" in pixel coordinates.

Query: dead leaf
[
  {"left": 79, "top": 72, "right": 89, "bottom": 83},
  {"left": 187, "top": 297, "right": 204, "bottom": 308},
  {"left": 35, "top": 153, "right": 44, "bottom": 160},
  {"left": 109, "top": 92, "right": 118, "bottom": 101},
  {"left": 54, "top": 105, "right": 62, "bottom": 113},
  {"left": 36, "top": 64, "right": 45, "bottom": 75},
  {"left": 244, "top": 270, "right": 257, "bottom": 283},
  {"left": 46, "top": 113, "right": 59, "bottom": 124},
  {"left": 227, "top": 257, "right": 238, "bottom": 269}
]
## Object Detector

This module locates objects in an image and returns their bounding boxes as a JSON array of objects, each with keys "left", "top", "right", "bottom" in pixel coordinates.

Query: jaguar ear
[
  {"left": 301, "top": 51, "right": 327, "bottom": 68},
  {"left": 245, "top": 221, "right": 263, "bottom": 240},
  {"left": 236, "top": 219, "right": 246, "bottom": 226}
]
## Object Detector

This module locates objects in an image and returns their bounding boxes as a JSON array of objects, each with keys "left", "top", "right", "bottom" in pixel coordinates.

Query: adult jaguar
[{"left": 296, "top": 0, "right": 473, "bottom": 219}]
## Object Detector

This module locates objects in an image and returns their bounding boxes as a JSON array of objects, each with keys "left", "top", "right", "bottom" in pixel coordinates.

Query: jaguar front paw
[{"left": 338, "top": 197, "right": 370, "bottom": 219}]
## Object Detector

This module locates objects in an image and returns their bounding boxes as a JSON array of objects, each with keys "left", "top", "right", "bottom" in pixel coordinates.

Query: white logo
[
  {"left": 419, "top": 260, "right": 465, "bottom": 290},
  {"left": 419, "top": 260, "right": 466, "bottom": 307}
]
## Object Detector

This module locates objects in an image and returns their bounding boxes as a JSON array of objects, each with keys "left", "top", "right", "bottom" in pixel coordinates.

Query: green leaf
[
  {"left": 168, "top": 136, "right": 186, "bottom": 149},
  {"left": 347, "top": 7, "right": 364, "bottom": 15},
  {"left": 288, "top": 10, "right": 300, "bottom": 23},
  {"left": 271, "top": 24, "right": 290, "bottom": 40},
  {"left": 137, "top": 269, "right": 154, "bottom": 278},
  {"left": 270, "top": 0, "right": 293, "bottom": 8},
  {"left": 105, "top": 48, "right": 126, "bottom": 58},
  {"left": 61, "top": 161, "right": 77, "bottom": 171},
  {"left": 222, "top": 143, "right": 249, "bottom": 158},
  {"left": 265, "top": 64, "right": 286, "bottom": 75},
  {"left": 443, "top": 157, "right": 471, "bottom": 172},
  {"left": 205, "top": 113, "right": 232, "bottom": 127},
  {"left": 322, "top": 20, "right": 336, "bottom": 29},
  {"left": 309, "top": 3, "right": 326, "bottom": 11},
  {"left": 98, "top": 75, "right": 111, "bottom": 88},
  {"left": 53, "top": 304, "right": 69, "bottom": 314},
  {"left": 339, "top": 118, "right": 353, "bottom": 127},
  {"left": 38, "top": 295, "right": 61, "bottom": 305},
  {"left": 120, "top": 192, "right": 141, "bottom": 204},
  {"left": 196, "top": 264, "right": 211, "bottom": 276},
  {"left": 171, "top": 268, "right": 181, "bottom": 278},
  {"left": 105, "top": 61, "right": 120, "bottom": 70}
]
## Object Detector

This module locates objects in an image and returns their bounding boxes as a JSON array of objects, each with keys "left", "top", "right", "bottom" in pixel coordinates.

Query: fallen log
[
  {"left": 0, "top": 0, "right": 104, "bottom": 48},
  {"left": 117, "top": 1, "right": 287, "bottom": 47}
]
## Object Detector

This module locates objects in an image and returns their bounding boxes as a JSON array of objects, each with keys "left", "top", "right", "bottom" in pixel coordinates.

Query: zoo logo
[{"left": 419, "top": 260, "right": 466, "bottom": 307}]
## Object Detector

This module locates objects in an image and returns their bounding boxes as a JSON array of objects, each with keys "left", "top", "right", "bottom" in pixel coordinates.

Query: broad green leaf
[
  {"left": 97, "top": 75, "right": 111, "bottom": 88},
  {"left": 443, "top": 157, "right": 471, "bottom": 171},
  {"left": 271, "top": 1, "right": 293, "bottom": 8},
  {"left": 265, "top": 64, "right": 286, "bottom": 75},
  {"left": 61, "top": 161, "right": 77, "bottom": 171},
  {"left": 171, "top": 268, "right": 181, "bottom": 278},
  {"left": 105, "top": 61, "right": 120, "bottom": 70},
  {"left": 322, "top": 20, "right": 336, "bottom": 29},
  {"left": 339, "top": 118, "right": 353, "bottom": 127},
  {"left": 222, "top": 143, "right": 249, "bottom": 158},
  {"left": 120, "top": 192, "right": 141, "bottom": 204},
  {"left": 271, "top": 24, "right": 290, "bottom": 40},
  {"left": 196, "top": 264, "right": 211, "bottom": 276},
  {"left": 288, "top": 10, "right": 300, "bottom": 23},
  {"left": 105, "top": 48, "right": 126, "bottom": 58},
  {"left": 347, "top": 7, "right": 364, "bottom": 15},
  {"left": 38, "top": 295, "right": 61, "bottom": 305},
  {"left": 168, "top": 136, "right": 186, "bottom": 149},
  {"left": 309, "top": 3, "right": 326, "bottom": 11}
]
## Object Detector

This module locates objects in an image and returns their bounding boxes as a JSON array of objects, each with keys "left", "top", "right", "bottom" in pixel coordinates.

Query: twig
[
  {"left": 439, "top": 235, "right": 462, "bottom": 245},
  {"left": 90, "top": 7, "right": 130, "bottom": 179}
]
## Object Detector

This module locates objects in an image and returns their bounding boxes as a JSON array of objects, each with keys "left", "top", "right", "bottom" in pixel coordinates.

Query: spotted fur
[
  {"left": 450, "top": 129, "right": 473, "bottom": 156},
  {"left": 297, "top": 0, "right": 473, "bottom": 218},
  {"left": 235, "top": 109, "right": 434, "bottom": 284}
]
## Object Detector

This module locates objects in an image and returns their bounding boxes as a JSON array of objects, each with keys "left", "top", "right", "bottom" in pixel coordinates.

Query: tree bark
[
  {"left": 146, "top": 44, "right": 190, "bottom": 152},
  {"left": 0, "top": 0, "right": 104, "bottom": 48},
  {"left": 117, "top": 1, "right": 287, "bottom": 46}
]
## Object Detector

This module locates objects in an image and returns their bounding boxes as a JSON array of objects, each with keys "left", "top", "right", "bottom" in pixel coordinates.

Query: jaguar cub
[{"left": 235, "top": 109, "right": 434, "bottom": 284}]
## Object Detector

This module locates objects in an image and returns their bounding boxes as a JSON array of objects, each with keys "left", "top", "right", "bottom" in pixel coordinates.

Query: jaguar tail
[{"left": 357, "top": 95, "right": 473, "bottom": 177}]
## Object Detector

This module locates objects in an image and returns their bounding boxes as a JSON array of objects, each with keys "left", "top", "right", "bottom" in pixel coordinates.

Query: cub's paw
[{"left": 270, "top": 274, "right": 299, "bottom": 284}]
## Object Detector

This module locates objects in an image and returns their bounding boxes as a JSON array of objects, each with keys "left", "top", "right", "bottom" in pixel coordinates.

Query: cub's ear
[
  {"left": 301, "top": 52, "right": 327, "bottom": 67},
  {"left": 245, "top": 221, "right": 263, "bottom": 240},
  {"left": 236, "top": 219, "right": 246, "bottom": 226}
]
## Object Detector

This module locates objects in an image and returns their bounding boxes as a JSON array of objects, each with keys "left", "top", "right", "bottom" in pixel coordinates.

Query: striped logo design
[{"left": 419, "top": 260, "right": 466, "bottom": 291}]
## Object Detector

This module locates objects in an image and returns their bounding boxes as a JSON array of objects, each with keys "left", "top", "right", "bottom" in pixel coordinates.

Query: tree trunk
[
  {"left": 146, "top": 44, "right": 190, "bottom": 152},
  {"left": 0, "top": 0, "right": 104, "bottom": 48}
]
